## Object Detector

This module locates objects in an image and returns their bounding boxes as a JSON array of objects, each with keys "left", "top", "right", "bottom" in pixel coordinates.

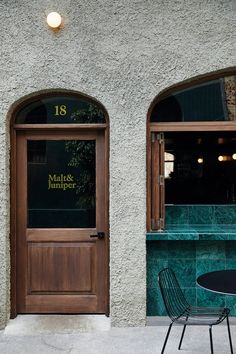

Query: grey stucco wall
[{"left": 0, "top": 0, "right": 235, "bottom": 328}]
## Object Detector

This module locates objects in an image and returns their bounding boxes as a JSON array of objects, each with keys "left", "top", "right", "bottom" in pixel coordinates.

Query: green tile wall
[
  {"left": 147, "top": 240, "right": 236, "bottom": 316},
  {"left": 165, "top": 205, "right": 236, "bottom": 225},
  {"left": 147, "top": 205, "right": 236, "bottom": 316}
]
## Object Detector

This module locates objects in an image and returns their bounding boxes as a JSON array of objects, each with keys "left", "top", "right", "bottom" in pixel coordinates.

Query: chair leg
[
  {"left": 209, "top": 326, "right": 214, "bottom": 354},
  {"left": 226, "top": 315, "right": 234, "bottom": 354},
  {"left": 161, "top": 323, "right": 173, "bottom": 354},
  {"left": 178, "top": 324, "right": 187, "bottom": 350}
]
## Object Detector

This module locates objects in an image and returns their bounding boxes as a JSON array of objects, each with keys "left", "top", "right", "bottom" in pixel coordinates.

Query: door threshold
[{"left": 4, "top": 315, "right": 111, "bottom": 335}]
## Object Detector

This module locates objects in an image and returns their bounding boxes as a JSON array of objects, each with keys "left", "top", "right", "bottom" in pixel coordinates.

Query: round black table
[{"left": 197, "top": 270, "right": 236, "bottom": 295}]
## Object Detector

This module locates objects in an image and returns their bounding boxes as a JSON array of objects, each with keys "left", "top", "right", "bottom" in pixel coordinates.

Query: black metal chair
[{"left": 158, "top": 268, "right": 233, "bottom": 354}]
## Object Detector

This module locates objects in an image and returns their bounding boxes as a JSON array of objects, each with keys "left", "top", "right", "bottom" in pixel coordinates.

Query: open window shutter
[{"left": 151, "top": 132, "right": 165, "bottom": 230}]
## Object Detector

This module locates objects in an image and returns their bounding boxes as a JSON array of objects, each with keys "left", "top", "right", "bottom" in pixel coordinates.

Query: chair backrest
[{"left": 158, "top": 268, "right": 190, "bottom": 321}]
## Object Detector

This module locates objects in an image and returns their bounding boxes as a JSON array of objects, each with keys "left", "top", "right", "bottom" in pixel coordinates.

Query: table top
[{"left": 197, "top": 270, "right": 236, "bottom": 295}]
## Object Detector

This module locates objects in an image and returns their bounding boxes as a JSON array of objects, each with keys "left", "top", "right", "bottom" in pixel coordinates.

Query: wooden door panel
[
  {"left": 28, "top": 242, "right": 96, "bottom": 293},
  {"left": 27, "top": 228, "right": 96, "bottom": 241},
  {"left": 25, "top": 294, "right": 98, "bottom": 313},
  {"left": 15, "top": 130, "right": 108, "bottom": 314}
]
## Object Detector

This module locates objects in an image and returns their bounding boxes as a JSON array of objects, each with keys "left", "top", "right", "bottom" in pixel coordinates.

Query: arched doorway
[{"left": 10, "top": 90, "right": 109, "bottom": 317}]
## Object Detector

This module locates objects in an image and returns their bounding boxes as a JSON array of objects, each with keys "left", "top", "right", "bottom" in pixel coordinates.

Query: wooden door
[{"left": 16, "top": 129, "right": 108, "bottom": 313}]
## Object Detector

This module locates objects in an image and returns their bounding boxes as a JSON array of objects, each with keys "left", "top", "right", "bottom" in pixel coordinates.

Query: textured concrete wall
[
  {"left": 0, "top": 0, "right": 235, "bottom": 328},
  {"left": 225, "top": 76, "right": 236, "bottom": 120}
]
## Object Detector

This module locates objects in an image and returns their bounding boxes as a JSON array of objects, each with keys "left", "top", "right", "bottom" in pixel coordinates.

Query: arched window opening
[
  {"left": 148, "top": 71, "right": 236, "bottom": 231},
  {"left": 15, "top": 94, "right": 107, "bottom": 124},
  {"left": 150, "top": 75, "right": 236, "bottom": 123}
]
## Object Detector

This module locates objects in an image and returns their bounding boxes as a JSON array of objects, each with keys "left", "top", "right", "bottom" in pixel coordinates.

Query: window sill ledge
[{"left": 146, "top": 224, "right": 236, "bottom": 241}]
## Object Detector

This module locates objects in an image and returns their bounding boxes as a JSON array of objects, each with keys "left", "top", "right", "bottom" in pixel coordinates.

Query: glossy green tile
[
  {"left": 156, "top": 287, "right": 167, "bottom": 316},
  {"left": 147, "top": 287, "right": 166, "bottom": 316},
  {"left": 146, "top": 241, "right": 168, "bottom": 259},
  {"left": 146, "top": 233, "right": 168, "bottom": 241},
  {"left": 147, "top": 259, "right": 168, "bottom": 288},
  {"left": 226, "top": 259, "right": 236, "bottom": 269},
  {"left": 147, "top": 288, "right": 158, "bottom": 316},
  {"left": 195, "top": 225, "right": 221, "bottom": 232},
  {"left": 182, "top": 287, "right": 196, "bottom": 306},
  {"left": 165, "top": 205, "right": 189, "bottom": 225},
  {"left": 225, "top": 241, "right": 236, "bottom": 259},
  {"left": 196, "top": 288, "right": 225, "bottom": 307},
  {"left": 189, "top": 205, "right": 214, "bottom": 224},
  {"left": 196, "top": 241, "right": 225, "bottom": 259},
  {"left": 196, "top": 259, "right": 225, "bottom": 278},
  {"left": 220, "top": 225, "right": 236, "bottom": 240},
  {"left": 146, "top": 237, "right": 236, "bottom": 317},
  {"left": 199, "top": 233, "right": 227, "bottom": 240},
  {"left": 166, "top": 225, "right": 195, "bottom": 231},
  {"left": 215, "top": 206, "right": 236, "bottom": 224},
  {"left": 168, "top": 241, "right": 195, "bottom": 259},
  {"left": 225, "top": 296, "right": 236, "bottom": 316},
  {"left": 226, "top": 234, "right": 236, "bottom": 240},
  {"left": 167, "top": 232, "right": 198, "bottom": 240},
  {"left": 220, "top": 225, "right": 236, "bottom": 232},
  {"left": 168, "top": 259, "right": 196, "bottom": 288}
]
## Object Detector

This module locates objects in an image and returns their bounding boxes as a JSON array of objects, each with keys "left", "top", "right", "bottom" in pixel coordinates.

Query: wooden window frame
[
  {"left": 148, "top": 123, "right": 236, "bottom": 231},
  {"left": 151, "top": 132, "right": 165, "bottom": 230},
  {"left": 147, "top": 68, "right": 236, "bottom": 231}
]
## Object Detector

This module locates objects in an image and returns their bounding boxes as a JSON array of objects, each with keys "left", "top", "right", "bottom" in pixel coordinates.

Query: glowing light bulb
[
  {"left": 47, "top": 12, "right": 62, "bottom": 28},
  {"left": 197, "top": 158, "right": 203, "bottom": 164},
  {"left": 232, "top": 153, "right": 236, "bottom": 160},
  {"left": 218, "top": 155, "right": 224, "bottom": 162}
]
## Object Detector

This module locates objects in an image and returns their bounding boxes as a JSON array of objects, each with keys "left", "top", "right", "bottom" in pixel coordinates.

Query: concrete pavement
[{"left": 0, "top": 316, "right": 235, "bottom": 353}]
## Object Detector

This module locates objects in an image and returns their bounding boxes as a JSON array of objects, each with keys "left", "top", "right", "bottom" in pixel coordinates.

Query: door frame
[{"left": 10, "top": 91, "right": 109, "bottom": 318}]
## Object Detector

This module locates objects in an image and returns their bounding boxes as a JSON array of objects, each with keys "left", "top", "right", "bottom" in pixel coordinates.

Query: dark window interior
[
  {"left": 165, "top": 132, "right": 236, "bottom": 204},
  {"left": 28, "top": 140, "right": 47, "bottom": 163},
  {"left": 151, "top": 80, "right": 228, "bottom": 122},
  {"left": 27, "top": 140, "right": 96, "bottom": 228}
]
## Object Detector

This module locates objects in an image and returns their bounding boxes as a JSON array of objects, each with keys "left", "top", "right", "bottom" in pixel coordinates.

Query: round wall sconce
[{"left": 47, "top": 12, "right": 62, "bottom": 29}]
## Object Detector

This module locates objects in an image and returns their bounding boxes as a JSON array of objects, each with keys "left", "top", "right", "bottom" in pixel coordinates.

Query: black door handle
[{"left": 90, "top": 232, "right": 105, "bottom": 240}]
